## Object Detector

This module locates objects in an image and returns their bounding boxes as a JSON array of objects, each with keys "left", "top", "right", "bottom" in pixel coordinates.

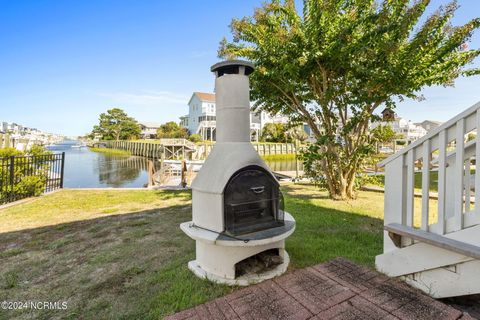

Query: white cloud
[
  {"left": 395, "top": 76, "right": 480, "bottom": 122},
  {"left": 96, "top": 90, "right": 189, "bottom": 106}
]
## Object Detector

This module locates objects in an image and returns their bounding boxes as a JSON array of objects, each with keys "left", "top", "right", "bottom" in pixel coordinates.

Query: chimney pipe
[{"left": 211, "top": 60, "right": 254, "bottom": 143}]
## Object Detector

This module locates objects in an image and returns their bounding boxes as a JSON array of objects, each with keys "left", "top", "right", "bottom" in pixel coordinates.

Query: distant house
[
  {"left": 0, "top": 121, "right": 64, "bottom": 148},
  {"left": 253, "top": 112, "right": 289, "bottom": 129},
  {"left": 371, "top": 116, "right": 427, "bottom": 143},
  {"left": 415, "top": 120, "right": 443, "bottom": 133},
  {"left": 178, "top": 91, "right": 327, "bottom": 142},
  {"left": 184, "top": 92, "right": 217, "bottom": 141},
  {"left": 0, "top": 122, "right": 7, "bottom": 133},
  {"left": 180, "top": 92, "right": 290, "bottom": 141},
  {"left": 93, "top": 133, "right": 103, "bottom": 142},
  {"left": 139, "top": 122, "right": 162, "bottom": 139}
]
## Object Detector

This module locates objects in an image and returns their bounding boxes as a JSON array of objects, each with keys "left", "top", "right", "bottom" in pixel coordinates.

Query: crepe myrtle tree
[{"left": 219, "top": 0, "right": 480, "bottom": 199}]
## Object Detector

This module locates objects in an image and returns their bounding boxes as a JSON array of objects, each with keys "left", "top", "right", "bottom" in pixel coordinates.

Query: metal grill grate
[{"left": 224, "top": 165, "right": 284, "bottom": 235}]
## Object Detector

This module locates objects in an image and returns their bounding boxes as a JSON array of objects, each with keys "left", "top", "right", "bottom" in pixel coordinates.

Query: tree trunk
[
  {"left": 321, "top": 146, "right": 359, "bottom": 200},
  {"left": 325, "top": 171, "right": 357, "bottom": 200}
]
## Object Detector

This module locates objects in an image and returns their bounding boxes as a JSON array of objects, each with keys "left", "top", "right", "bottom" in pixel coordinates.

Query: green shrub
[
  {"left": 13, "top": 175, "right": 47, "bottom": 197},
  {"left": 355, "top": 174, "right": 384, "bottom": 189},
  {"left": 27, "top": 145, "right": 52, "bottom": 156},
  {"left": 188, "top": 134, "right": 202, "bottom": 143},
  {"left": 0, "top": 147, "right": 51, "bottom": 202},
  {"left": 0, "top": 147, "right": 23, "bottom": 158}
]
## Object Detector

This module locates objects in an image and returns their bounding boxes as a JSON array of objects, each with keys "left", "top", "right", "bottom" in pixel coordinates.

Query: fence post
[
  {"left": 9, "top": 156, "right": 14, "bottom": 201},
  {"left": 60, "top": 152, "right": 66, "bottom": 188}
]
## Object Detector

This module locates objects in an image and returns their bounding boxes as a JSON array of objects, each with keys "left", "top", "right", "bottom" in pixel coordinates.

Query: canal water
[
  {"left": 264, "top": 158, "right": 303, "bottom": 173},
  {"left": 49, "top": 141, "right": 302, "bottom": 188},
  {"left": 49, "top": 141, "right": 149, "bottom": 188}
]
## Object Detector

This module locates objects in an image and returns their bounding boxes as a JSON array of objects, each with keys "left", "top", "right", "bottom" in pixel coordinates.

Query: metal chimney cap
[{"left": 211, "top": 60, "right": 254, "bottom": 77}]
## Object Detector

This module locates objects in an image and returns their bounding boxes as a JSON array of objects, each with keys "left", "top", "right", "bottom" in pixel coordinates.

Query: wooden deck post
[{"left": 383, "top": 156, "right": 407, "bottom": 253}]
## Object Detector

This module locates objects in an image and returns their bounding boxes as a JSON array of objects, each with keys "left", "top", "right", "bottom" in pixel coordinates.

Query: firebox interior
[{"left": 224, "top": 165, "right": 285, "bottom": 236}]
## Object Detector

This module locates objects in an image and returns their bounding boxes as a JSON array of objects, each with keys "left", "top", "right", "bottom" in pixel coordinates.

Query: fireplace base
[
  {"left": 187, "top": 250, "right": 290, "bottom": 286},
  {"left": 180, "top": 212, "right": 295, "bottom": 286}
]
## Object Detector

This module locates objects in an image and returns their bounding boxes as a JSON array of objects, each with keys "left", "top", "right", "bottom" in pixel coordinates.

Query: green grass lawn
[
  {"left": 88, "top": 147, "right": 132, "bottom": 156},
  {"left": 374, "top": 171, "right": 440, "bottom": 192},
  {"left": 0, "top": 184, "right": 385, "bottom": 319},
  {"left": 260, "top": 154, "right": 297, "bottom": 161},
  {"left": 412, "top": 169, "right": 474, "bottom": 193}
]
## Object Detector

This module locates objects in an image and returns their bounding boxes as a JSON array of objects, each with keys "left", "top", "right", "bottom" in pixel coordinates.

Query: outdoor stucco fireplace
[{"left": 180, "top": 60, "right": 295, "bottom": 286}]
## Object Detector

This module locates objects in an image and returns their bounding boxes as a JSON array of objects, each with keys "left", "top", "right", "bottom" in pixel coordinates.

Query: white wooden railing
[
  {"left": 380, "top": 102, "right": 480, "bottom": 251},
  {"left": 196, "top": 120, "right": 217, "bottom": 133},
  {"left": 159, "top": 138, "right": 196, "bottom": 150}
]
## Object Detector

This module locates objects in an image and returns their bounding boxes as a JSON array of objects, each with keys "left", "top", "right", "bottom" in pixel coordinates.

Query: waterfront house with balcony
[
  {"left": 139, "top": 122, "right": 162, "bottom": 139},
  {"left": 181, "top": 92, "right": 287, "bottom": 141}
]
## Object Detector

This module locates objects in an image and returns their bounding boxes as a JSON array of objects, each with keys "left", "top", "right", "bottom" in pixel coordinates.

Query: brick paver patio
[{"left": 166, "top": 258, "right": 474, "bottom": 320}]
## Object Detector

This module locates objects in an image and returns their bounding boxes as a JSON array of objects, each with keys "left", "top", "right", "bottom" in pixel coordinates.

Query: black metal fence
[{"left": 0, "top": 152, "right": 65, "bottom": 205}]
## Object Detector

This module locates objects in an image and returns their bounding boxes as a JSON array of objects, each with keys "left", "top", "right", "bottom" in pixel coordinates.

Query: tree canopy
[
  {"left": 188, "top": 134, "right": 202, "bottom": 143},
  {"left": 220, "top": 0, "right": 480, "bottom": 199},
  {"left": 156, "top": 121, "right": 189, "bottom": 139},
  {"left": 261, "top": 123, "right": 290, "bottom": 142},
  {"left": 371, "top": 124, "right": 396, "bottom": 144},
  {"left": 91, "top": 108, "right": 141, "bottom": 140},
  {"left": 287, "top": 125, "right": 309, "bottom": 143}
]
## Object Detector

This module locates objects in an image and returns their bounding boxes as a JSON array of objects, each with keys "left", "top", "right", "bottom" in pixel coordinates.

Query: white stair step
[
  {"left": 405, "top": 259, "right": 480, "bottom": 298},
  {"left": 385, "top": 223, "right": 480, "bottom": 259},
  {"left": 376, "top": 224, "right": 480, "bottom": 277}
]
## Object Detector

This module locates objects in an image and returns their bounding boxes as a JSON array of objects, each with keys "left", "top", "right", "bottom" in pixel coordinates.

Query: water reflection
[
  {"left": 49, "top": 141, "right": 149, "bottom": 188},
  {"left": 95, "top": 156, "right": 147, "bottom": 187}
]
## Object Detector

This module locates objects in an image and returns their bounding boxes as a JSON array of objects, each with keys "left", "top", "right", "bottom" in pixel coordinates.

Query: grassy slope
[
  {"left": 261, "top": 154, "right": 296, "bottom": 161},
  {"left": 0, "top": 185, "right": 387, "bottom": 319},
  {"left": 88, "top": 147, "right": 132, "bottom": 156}
]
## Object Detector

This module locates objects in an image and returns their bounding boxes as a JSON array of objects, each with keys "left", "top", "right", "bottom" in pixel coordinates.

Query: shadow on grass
[
  {"left": 0, "top": 202, "right": 234, "bottom": 320},
  {"left": 281, "top": 183, "right": 331, "bottom": 201}
]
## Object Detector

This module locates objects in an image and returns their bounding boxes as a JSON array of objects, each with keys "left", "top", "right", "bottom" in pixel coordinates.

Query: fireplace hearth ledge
[{"left": 180, "top": 212, "right": 295, "bottom": 247}]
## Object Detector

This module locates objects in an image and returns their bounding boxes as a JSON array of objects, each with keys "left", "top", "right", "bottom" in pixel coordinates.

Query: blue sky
[{"left": 0, "top": 0, "right": 479, "bottom": 136}]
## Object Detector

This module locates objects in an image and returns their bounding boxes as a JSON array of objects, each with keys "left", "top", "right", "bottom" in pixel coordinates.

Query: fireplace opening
[
  {"left": 235, "top": 249, "right": 283, "bottom": 278},
  {"left": 224, "top": 165, "right": 284, "bottom": 236}
]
